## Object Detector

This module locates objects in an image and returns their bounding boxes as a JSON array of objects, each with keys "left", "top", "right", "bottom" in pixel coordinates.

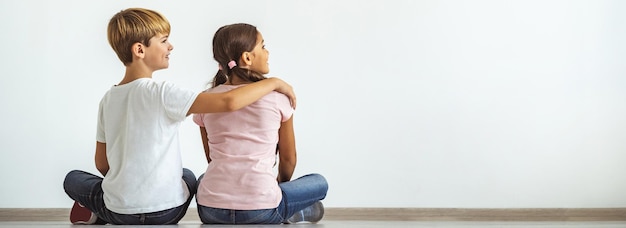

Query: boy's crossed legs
[{"left": 63, "top": 169, "right": 196, "bottom": 225}]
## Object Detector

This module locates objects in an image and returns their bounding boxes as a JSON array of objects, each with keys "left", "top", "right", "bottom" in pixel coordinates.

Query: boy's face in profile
[{"left": 143, "top": 33, "right": 173, "bottom": 71}]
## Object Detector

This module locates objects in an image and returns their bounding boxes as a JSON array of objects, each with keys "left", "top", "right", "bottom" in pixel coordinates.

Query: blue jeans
[
  {"left": 197, "top": 173, "right": 328, "bottom": 224},
  {"left": 63, "top": 169, "right": 197, "bottom": 225}
]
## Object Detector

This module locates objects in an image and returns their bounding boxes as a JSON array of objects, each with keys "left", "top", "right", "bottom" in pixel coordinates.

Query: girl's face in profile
[{"left": 248, "top": 32, "right": 270, "bottom": 74}]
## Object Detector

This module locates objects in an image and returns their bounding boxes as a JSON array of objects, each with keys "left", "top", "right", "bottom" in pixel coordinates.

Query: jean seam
[{"left": 280, "top": 191, "right": 289, "bottom": 222}]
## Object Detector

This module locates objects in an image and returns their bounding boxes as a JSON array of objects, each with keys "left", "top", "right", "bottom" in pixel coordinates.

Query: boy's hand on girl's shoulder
[{"left": 269, "top": 77, "right": 296, "bottom": 109}]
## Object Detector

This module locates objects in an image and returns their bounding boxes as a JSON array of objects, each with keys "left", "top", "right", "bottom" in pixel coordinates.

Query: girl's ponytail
[{"left": 212, "top": 69, "right": 228, "bottom": 88}]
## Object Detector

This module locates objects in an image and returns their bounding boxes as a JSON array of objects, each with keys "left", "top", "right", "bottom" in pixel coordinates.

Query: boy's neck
[{"left": 118, "top": 64, "right": 154, "bottom": 86}]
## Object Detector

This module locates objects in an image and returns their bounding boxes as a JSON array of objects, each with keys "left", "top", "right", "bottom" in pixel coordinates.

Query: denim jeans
[
  {"left": 197, "top": 173, "right": 328, "bottom": 224},
  {"left": 63, "top": 168, "right": 197, "bottom": 225}
]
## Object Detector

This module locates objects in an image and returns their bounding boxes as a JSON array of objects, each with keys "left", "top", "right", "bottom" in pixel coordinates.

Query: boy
[{"left": 63, "top": 8, "right": 296, "bottom": 225}]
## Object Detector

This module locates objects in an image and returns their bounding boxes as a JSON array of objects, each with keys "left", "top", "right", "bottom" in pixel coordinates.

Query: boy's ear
[{"left": 131, "top": 43, "right": 145, "bottom": 58}]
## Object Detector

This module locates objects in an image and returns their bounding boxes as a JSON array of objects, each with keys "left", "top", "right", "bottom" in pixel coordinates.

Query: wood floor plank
[{"left": 1, "top": 208, "right": 625, "bottom": 221}]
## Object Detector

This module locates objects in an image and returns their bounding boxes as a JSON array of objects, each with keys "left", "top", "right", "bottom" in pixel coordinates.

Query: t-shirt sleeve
[
  {"left": 160, "top": 81, "right": 200, "bottom": 121},
  {"left": 275, "top": 93, "right": 294, "bottom": 122},
  {"left": 192, "top": 113, "right": 205, "bottom": 127}
]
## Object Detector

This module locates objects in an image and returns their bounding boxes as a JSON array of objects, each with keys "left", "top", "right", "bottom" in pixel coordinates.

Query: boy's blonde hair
[{"left": 107, "top": 8, "right": 171, "bottom": 66}]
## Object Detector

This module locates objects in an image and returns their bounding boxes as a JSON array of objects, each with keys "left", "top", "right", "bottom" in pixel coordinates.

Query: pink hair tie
[{"left": 227, "top": 60, "right": 237, "bottom": 69}]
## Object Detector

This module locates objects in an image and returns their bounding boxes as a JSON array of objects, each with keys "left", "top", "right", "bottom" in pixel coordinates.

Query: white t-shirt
[
  {"left": 193, "top": 84, "right": 294, "bottom": 210},
  {"left": 96, "top": 78, "right": 198, "bottom": 214}
]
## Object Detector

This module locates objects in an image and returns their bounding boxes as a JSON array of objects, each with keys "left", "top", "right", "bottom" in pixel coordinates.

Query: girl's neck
[{"left": 225, "top": 76, "right": 250, "bottom": 86}]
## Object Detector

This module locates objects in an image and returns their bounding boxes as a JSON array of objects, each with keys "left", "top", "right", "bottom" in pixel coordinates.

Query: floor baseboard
[{"left": 1, "top": 208, "right": 625, "bottom": 221}]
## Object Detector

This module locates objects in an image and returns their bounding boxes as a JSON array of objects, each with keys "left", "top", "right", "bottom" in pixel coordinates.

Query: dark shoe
[
  {"left": 70, "top": 201, "right": 98, "bottom": 224},
  {"left": 287, "top": 201, "right": 324, "bottom": 224}
]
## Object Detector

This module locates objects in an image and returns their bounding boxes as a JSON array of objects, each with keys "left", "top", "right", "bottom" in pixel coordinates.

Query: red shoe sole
[{"left": 70, "top": 202, "right": 97, "bottom": 224}]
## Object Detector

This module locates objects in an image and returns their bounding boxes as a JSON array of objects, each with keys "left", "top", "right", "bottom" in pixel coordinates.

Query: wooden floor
[
  {"left": 1, "top": 208, "right": 626, "bottom": 227},
  {"left": 2, "top": 220, "right": 626, "bottom": 227}
]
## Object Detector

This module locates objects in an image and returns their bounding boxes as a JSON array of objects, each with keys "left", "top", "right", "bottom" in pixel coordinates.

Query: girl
[{"left": 193, "top": 23, "right": 328, "bottom": 224}]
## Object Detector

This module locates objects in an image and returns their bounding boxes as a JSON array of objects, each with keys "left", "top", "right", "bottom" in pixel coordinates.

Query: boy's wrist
[
  {"left": 268, "top": 78, "right": 282, "bottom": 90},
  {"left": 269, "top": 77, "right": 280, "bottom": 88}
]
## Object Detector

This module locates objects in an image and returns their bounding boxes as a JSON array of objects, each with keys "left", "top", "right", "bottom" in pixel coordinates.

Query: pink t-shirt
[{"left": 193, "top": 84, "right": 294, "bottom": 210}]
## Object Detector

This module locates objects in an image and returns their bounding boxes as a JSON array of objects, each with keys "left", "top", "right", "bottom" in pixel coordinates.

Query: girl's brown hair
[{"left": 211, "top": 23, "right": 265, "bottom": 88}]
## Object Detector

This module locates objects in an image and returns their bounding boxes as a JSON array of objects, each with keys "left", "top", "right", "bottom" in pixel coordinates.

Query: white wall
[{"left": 1, "top": 0, "right": 625, "bottom": 208}]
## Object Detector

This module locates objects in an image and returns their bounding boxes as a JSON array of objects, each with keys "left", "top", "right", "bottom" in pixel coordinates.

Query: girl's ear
[{"left": 240, "top": 51, "right": 253, "bottom": 66}]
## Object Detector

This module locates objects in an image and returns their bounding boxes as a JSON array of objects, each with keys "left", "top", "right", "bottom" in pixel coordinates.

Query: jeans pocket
[
  {"left": 145, "top": 207, "right": 181, "bottom": 225},
  {"left": 198, "top": 206, "right": 232, "bottom": 224},
  {"left": 240, "top": 208, "right": 282, "bottom": 224}
]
